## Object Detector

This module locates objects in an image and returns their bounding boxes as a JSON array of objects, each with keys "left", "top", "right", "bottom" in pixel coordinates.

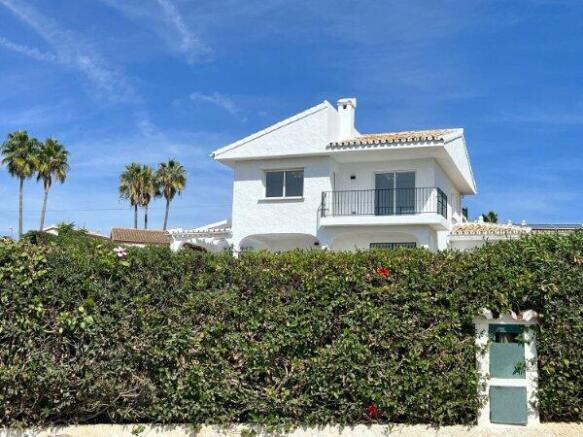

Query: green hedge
[{"left": 0, "top": 232, "right": 581, "bottom": 427}]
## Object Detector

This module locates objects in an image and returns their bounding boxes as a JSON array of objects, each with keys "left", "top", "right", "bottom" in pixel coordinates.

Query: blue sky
[{"left": 0, "top": 0, "right": 582, "bottom": 237}]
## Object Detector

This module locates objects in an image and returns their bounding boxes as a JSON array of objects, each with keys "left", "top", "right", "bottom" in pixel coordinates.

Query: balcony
[{"left": 319, "top": 187, "right": 449, "bottom": 229}]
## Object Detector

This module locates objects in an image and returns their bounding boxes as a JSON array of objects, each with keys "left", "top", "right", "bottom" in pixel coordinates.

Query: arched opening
[
  {"left": 174, "top": 237, "right": 230, "bottom": 253},
  {"left": 182, "top": 243, "right": 207, "bottom": 252},
  {"left": 238, "top": 233, "right": 320, "bottom": 252}
]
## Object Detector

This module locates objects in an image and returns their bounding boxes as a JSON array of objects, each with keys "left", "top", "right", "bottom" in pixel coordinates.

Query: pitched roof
[
  {"left": 451, "top": 222, "right": 530, "bottom": 236},
  {"left": 328, "top": 129, "right": 460, "bottom": 148},
  {"left": 169, "top": 219, "right": 232, "bottom": 238},
  {"left": 110, "top": 228, "right": 170, "bottom": 245},
  {"left": 211, "top": 101, "right": 332, "bottom": 159},
  {"left": 43, "top": 225, "right": 109, "bottom": 240}
]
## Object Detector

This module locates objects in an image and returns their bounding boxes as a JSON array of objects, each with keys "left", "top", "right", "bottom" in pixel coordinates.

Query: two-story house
[{"left": 170, "top": 98, "right": 477, "bottom": 253}]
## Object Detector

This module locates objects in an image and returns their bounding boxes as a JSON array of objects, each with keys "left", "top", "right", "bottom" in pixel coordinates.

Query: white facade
[{"left": 172, "top": 97, "right": 482, "bottom": 253}]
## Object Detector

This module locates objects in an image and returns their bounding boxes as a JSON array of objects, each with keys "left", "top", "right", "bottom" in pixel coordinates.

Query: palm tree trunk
[
  {"left": 133, "top": 204, "right": 138, "bottom": 229},
  {"left": 40, "top": 187, "right": 49, "bottom": 231},
  {"left": 163, "top": 198, "right": 170, "bottom": 230},
  {"left": 18, "top": 177, "right": 24, "bottom": 239},
  {"left": 144, "top": 204, "right": 148, "bottom": 229}
]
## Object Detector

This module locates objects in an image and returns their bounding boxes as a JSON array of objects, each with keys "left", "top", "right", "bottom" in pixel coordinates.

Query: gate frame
[{"left": 474, "top": 309, "right": 540, "bottom": 427}]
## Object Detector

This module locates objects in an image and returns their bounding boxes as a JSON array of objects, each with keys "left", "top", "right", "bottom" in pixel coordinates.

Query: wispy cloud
[
  {"left": 155, "top": 0, "right": 210, "bottom": 62},
  {"left": 0, "top": 35, "right": 57, "bottom": 62},
  {"left": 0, "top": 101, "right": 78, "bottom": 129},
  {"left": 189, "top": 92, "right": 241, "bottom": 117},
  {"left": 0, "top": 0, "right": 136, "bottom": 102},
  {"left": 72, "top": 112, "right": 228, "bottom": 173},
  {"left": 100, "top": 0, "right": 210, "bottom": 64}
]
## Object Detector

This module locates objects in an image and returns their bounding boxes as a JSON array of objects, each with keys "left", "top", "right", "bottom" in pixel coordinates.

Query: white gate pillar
[{"left": 474, "top": 310, "right": 540, "bottom": 427}]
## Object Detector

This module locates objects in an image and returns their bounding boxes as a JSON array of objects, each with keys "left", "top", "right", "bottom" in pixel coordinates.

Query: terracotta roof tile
[
  {"left": 451, "top": 222, "right": 530, "bottom": 236},
  {"left": 110, "top": 228, "right": 170, "bottom": 245},
  {"left": 329, "top": 129, "right": 458, "bottom": 148}
]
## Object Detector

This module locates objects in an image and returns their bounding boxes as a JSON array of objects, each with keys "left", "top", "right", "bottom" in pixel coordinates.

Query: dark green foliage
[
  {"left": 481, "top": 211, "right": 499, "bottom": 223},
  {"left": 0, "top": 232, "right": 581, "bottom": 427}
]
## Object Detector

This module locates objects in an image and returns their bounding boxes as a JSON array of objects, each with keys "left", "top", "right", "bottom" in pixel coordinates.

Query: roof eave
[{"left": 214, "top": 150, "right": 331, "bottom": 164}]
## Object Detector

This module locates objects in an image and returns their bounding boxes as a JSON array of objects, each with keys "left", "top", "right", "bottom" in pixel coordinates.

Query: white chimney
[{"left": 336, "top": 97, "right": 357, "bottom": 140}]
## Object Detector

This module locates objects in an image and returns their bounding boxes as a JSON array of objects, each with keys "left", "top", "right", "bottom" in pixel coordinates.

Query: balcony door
[{"left": 375, "top": 171, "right": 415, "bottom": 216}]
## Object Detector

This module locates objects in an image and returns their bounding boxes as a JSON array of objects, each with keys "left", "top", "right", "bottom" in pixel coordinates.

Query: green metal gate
[{"left": 488, "top": 324, "right": 528, "bottom": 425}]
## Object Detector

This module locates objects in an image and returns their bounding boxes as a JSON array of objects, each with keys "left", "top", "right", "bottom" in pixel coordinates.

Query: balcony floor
[{"left": 319, "top": 213, "right": 451, "bottom": 231}]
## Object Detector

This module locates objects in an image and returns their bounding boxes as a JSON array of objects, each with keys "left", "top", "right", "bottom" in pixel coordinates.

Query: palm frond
[{"left": 156, "top": 159, "right": 187, "bottom": 201}]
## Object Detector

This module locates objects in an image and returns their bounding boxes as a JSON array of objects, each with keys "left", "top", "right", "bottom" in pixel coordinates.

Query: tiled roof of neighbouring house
[
  {"left": 328, "top": 129, "right": 459, "bottom": 148},
  {"left": 525, "top": 224, "right": 583, "bottom": 232},
  {"left": 451, "top": 222, "right": 530, "bottom": 236},
  {"left": 169, "top": 227, "right": 232, "bottom": 237},
  {"left": 110, "top": 228, "right": 170, "bottom": 245},
  {"left": 168, "top": 219, "right": 232, "bottom": 237}
]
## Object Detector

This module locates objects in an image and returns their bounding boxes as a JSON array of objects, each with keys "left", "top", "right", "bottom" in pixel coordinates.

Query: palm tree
[
  {"left": 138, "top": 165, "right": 159, "bottom": 230},
  {"left": 119, "top": 163, "right": 143, "bottom": 229},
  {"left": 1, "top": 131, "right": 40, "bottom": 238},
  {"left": 36, "top": 138, "right": 70, "bottom": 230},
  {"left": 482, "top": 210, "right": 499, "bottom": 223},
  {"left": 156, "top": 159, "right": 186, "bottom": 230}
]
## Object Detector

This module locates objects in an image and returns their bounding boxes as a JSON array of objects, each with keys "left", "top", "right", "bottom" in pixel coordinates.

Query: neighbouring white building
[{"left": 168, "top": 98, "right": 544, "bottom": 253}]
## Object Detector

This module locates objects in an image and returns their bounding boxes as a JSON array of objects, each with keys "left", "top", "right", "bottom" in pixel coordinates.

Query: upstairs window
[{"left": 265, "top": 169, "right": 304, "bottom": 198}]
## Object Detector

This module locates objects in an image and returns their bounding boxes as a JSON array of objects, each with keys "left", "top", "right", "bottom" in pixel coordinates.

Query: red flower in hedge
[
  {"left": 376, "top": 266, "right": 391, "bottom": 278},
  {"left": 367, "top": 404, "right": 379, "bottom": 419}
]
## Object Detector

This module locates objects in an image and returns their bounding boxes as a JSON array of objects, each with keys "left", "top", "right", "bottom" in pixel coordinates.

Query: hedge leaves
[{"left": 0, "top": 231, "right": 581, "bottom": 427}]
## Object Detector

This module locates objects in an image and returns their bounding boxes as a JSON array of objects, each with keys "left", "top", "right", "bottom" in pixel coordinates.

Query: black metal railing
[{"left": 320, "top": 187, "right": 448, "bottom": 218}]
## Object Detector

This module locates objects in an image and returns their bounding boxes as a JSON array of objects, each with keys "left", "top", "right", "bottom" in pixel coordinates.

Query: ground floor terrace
[
  {"left": 171, "top": 225, "right": 450, "bottom": 253},
  {"left": 169, "top": 218, "right": 537, "bottom": 254}
]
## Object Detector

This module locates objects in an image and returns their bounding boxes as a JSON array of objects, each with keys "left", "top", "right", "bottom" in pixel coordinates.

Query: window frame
[
  {"left": 370, "top": 242, "right": 417, "bottom": 249},
  {"left": 264, "top": 168, "right": 304, "bottom": 199},
  {"left": 373, "top": 170, "right": 417, "bottom": 216}
]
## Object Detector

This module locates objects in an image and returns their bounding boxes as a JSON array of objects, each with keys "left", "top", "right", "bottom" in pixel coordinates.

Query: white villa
[{"left": 169, "top": 98, "right": 530, "bottom": 253}]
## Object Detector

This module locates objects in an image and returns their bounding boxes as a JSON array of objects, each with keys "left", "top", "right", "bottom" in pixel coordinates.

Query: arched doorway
[
  {"left": 182, "top": 243, "right": 207, "bottom": 252},
  {"left": 237, "top": 233, "right": 320, "bottom": 252}
]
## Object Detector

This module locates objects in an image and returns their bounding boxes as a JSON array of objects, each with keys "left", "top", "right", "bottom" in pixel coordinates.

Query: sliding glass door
[
  {"left": 375, "top": 171, "right": 415, "bottom": 216},
  {"left": 396, "top": 171, "right": 415, "bottom": 214},
  {"left": 374, "top": 172, "right": 394, "bottom": 215}
]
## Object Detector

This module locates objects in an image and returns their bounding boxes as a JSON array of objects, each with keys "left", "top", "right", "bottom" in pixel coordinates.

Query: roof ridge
[
  {"left": 329, "top": 128, "right": 462, "bottom": 148},
  {"left": 111, "top": 227, "right": 169, "bottom": 233},
  {"left": 362, "top": 128, "right": 457, "bottom": 135}
]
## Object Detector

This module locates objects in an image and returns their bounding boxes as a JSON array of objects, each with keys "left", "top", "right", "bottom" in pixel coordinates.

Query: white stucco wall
[
  {"left": 449, "top": 235, "right": 523, "bottom": 251},
  {"left": 215, "top": 103, "right": 337, "bottom": 161},
  {"left": 240, "top": 234, "right": 319, "bottom": 251},
  {"left": 449, "top": 238, "right": 488, "bottom": 251},
  {"left": 434, "top": 160, "right": 463, "bottom": 224},
  {"left": 333, "top": 158, "right": 436, "bottom": 191},
  {"left": 319, "top": 225, "right": 436, "bottom": 251},
  {"left": 444, "top": 135, "right": 477, "bottom": 194},
  {"left": 231, "top": 156, "right": 333, "bottom": 249}
]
